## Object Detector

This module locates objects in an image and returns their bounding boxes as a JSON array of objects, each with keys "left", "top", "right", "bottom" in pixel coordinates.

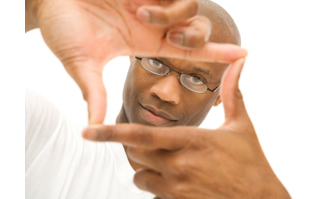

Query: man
[
  {"left": 26, "top": 0, "right": 290, "bottom": 199},
  {"left": 25, "top": 0, "right": 247, "bottom": 124},
  {"left": 117, "top": 0, "right": 240, "bottom": 171},
  {"left": 82, "top": 2, "right": 291, "bottom": 198}
]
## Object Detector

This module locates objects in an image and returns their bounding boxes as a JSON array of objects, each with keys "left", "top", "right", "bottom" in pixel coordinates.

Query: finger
[
  {"left": 166, "top": 15, "right": 212, "bottom": 48},
  {"left": 136, "top": 41, "right": 248, "bottom": 64},
  {"left": 85, "top": 82, "right": 107, "bottom": 125},
  {"left": 82, "top": 124, "right": 192, "bottom": 150},
  {"left": 127, "top": 147, "right": 169, "bottom": 172},
  {"left": 134, "top": 169, "right": 171, "bottom": 199},
  {"left": 64, "top": 64, "right": 106, "bottom": 124},
  {"left": 220, "top": 58, "right": 250, "bottom": 123},
  {"left": 137, "top": 0, "right": 199, "bottom": 26}
]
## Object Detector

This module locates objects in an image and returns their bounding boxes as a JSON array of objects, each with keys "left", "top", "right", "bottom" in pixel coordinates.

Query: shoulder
[
  {"left": 25, "top": 88, "right": 64, "bottom": 138},
  {"left": 25, "top": 88, "right": 81, "bottom": 169}
]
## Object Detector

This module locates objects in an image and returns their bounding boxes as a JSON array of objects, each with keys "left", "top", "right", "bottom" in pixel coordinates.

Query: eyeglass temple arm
[{"left": 207, "top": 85, "right": 220, "bottom": 92}]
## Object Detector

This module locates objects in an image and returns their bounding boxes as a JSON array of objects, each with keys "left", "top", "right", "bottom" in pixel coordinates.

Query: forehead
[{"left": 156, "top": 57, "right": 228, "bottom": 83}]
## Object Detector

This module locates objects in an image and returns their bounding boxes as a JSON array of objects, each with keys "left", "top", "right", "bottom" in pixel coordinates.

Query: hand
[
  {"left": 83, "top": 59, "right": 291, "bottom": 199},
  {"left": 26, "top": 0, "right": 247, "bottom": 124}
]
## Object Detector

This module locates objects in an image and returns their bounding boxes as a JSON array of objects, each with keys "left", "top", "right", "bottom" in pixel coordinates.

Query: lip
[{"left": 139, "top": 103, "right": 177, "bottom": 126}]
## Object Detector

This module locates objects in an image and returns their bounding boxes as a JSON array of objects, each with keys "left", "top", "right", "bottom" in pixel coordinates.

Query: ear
[{"left": 213, "top": 95, "right": 222, "bottom": 107}]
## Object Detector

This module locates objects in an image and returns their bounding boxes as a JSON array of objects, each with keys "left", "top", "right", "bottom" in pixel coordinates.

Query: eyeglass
[{"left": 135, "top": 57, "right": 220, "bottom": 94}]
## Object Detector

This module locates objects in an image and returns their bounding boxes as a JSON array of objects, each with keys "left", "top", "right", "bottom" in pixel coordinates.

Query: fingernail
[
  {"left": 138, "top": 9, "right": 151, "bottom": 23},
  {"left": 169, "top": 32, "right": 184, "bottom": 46}
]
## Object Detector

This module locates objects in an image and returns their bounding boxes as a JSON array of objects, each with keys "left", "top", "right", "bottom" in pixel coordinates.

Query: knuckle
[
  {"left": 187, "top": 0, "right": 199, "bottom": 16},
  {"left": 191, "top": 15, "right": 211, "bottom": 27},
  {"left": 101, "top": 130, "right": 114, "bottom": 141},
  {"left": 185, "top": 31, "right": 206, "bottom": 47},
  {"left": 154, "top": 10, "right": 170, "bottom": 25},
  {"left": 133, "top": 126, "right": 153, "bottom": 145},
  {"left": 96, "top": 127, "right": 114, "bottom": 141},
  {"left": 172, "top": 157, "right": 191, "bottom": 179},
  {"left": 199, "top": 15, "right": 212, "bottom": 26},
  {"left": 192, "top": 16, "right": 212, "bottom": 36},
  {"left": 190, "top": 134, "right": 206, "bottom": 150}
]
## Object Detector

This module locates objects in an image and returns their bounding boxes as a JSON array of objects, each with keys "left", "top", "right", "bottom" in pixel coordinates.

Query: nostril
[
  {"left": 150, "top": 91, "right": 178, "bottom": 105},
  {"left": 151, "top": 92, "right": 160, "bottom": 100}
]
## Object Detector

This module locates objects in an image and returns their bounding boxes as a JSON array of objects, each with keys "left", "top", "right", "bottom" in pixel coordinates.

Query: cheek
[
  {"left": 123, "top": 66, "right": 148, "bottom": 99},
  {"left": 123, "top": 67, "right": 154, "bottom": 113},
  {"left": 182, "top": 96, "right": 217, "bottom": 126}
]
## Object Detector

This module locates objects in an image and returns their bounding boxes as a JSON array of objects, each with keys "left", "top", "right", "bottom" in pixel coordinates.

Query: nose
[{"left": 150, "top": 74, "right": 181, "bottom": 105}]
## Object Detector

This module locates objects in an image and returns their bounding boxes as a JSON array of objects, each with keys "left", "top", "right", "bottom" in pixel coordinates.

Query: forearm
[{"left": 25, "top": 0, "right": 40, "bottom": 32}]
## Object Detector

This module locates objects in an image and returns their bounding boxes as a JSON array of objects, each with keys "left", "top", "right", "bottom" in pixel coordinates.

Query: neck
[{"left": 116, "top": 105, "right": 144, "bottom": 171}]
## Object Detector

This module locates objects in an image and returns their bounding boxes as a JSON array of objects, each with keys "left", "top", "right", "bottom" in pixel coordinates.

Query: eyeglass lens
[{"left": 140, "top": 57, "right": 208, "bottom": 94}]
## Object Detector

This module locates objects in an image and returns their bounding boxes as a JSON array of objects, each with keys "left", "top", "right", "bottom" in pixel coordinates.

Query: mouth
[{"left": 139, "top": 103, "right": 177, "bottom": 126}]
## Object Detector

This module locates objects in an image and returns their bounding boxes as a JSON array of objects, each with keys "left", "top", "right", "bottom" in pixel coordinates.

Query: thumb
[
  {"left": 65, "top": 63, "right": 107, "bottom": 125},
  {"left": 220, "top": 58, "right": 249, "bottom": 123},
  {"left": 85, "top": 79, "right": 107, "bottom": 125}
]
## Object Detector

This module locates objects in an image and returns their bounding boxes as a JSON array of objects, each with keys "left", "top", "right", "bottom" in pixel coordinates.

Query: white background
[{"left": 2, "top": 0, "right": 325, "bottom": 198}]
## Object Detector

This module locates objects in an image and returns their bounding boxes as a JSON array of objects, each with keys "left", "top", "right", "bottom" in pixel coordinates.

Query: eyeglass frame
[{"left": 135, "top": 57, "right": 220, "bottom": 94}]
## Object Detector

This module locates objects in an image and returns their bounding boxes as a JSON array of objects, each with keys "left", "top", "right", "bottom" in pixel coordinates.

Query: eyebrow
[
  {"left": 190, "top": 66, "right": 220, "bottom": 84},
  {"left": 157, "top": 57, "right": 213, "bottom": 80},
  {"left": 191, "top": 66, "right": 210, "bottom": 76}
]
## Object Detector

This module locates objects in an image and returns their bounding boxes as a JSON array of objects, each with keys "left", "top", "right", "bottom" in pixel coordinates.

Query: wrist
[{"left": 25, "top": 0, "right": 43, "bottom": 32}]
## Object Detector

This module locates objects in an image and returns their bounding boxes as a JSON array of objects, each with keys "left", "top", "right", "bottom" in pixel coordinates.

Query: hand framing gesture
[
  {"left": 83, "top": 59, "right": 291, "bottom": 199},
  {"left": 26, "top": 0, "right": 247, "bottom": 124}
]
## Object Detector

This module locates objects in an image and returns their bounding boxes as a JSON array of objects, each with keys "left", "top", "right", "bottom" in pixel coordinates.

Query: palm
[{"left": 39, "top": 0, "right": 169, "bottom": 70}]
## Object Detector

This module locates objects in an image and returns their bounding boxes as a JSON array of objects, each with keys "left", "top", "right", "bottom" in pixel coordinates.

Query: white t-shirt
[{"left": 25, "top": 88, "right": 154, "bottom": 199}]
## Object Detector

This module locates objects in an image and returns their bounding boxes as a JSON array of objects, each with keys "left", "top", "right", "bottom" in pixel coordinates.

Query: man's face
[{"left": 121, "top": 56, "right": 228, "bottom": 127}]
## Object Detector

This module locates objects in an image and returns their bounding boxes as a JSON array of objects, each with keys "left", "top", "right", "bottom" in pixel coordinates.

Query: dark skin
[
  {"left": 118, "top": 56, "right": 227, "bottom": 170},
  {"left": 116, "top": 1, "right": 240, "bottom": 170},
  {"left": 84, "top": 58, "right": 291, "bottom": 199},
  {"left": 116, "top": 1, "right": 239, "bottom": 170},
  {"left": 26, "top": 0, "right": 289, "bottom": 197},
  {"left": 26, "top": 0, "right": 247, "bottom": 125},
  {"left": 83, "top": 2, "right": 291, "bottom": 198},
  {"left": 119, "top": 57, "right": 226, "bottom": 126}
]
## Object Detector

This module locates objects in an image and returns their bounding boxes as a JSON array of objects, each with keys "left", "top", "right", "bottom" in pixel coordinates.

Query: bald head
[{"left": 198, "top": 0, "right": 241, "bottom": 46}]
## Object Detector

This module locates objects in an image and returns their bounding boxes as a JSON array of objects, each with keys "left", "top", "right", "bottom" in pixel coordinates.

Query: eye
[
  {"left": 188, "top": 76, "right": 204, "bottom": 85},
  {"left": 148, "top": 59, "right": 163, "bottom": 69}
]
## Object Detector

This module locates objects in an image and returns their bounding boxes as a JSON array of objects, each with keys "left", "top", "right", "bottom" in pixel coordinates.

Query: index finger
[
  {"left": 135, "top": 42, "right": 248, "bottom": 64},
  {"left": 82, "top": 124, "right": 192, "bottom": 150}
]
